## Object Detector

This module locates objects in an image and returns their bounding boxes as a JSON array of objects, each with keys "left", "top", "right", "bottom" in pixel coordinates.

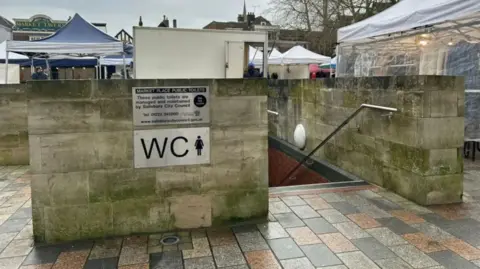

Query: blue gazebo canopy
[
  {"left": 7, "top": 13, "right": 124, "bottom": 55},
  {"left": 34, "top": 14, "right": 119, "bottom": 43}
]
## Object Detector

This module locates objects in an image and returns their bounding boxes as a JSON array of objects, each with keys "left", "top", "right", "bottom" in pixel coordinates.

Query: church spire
[{"left": 243, "top": 0, "right": 247, "bottom": 22}]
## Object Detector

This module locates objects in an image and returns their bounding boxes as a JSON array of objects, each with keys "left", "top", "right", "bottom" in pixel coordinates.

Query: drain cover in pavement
[{"left": 161, "top": 236, "right": 180, "bottom": 245}]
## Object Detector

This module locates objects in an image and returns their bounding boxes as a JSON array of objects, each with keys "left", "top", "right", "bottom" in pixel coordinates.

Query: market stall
[
  {"left": 269, "top": 45, "right": 331, "bottom": 79},
  {"left": 0, "top": 41, "right": 28, "bottom": 62},
  {"left": 337, "top": 0, "right": 480, "bottom": 78},
  {"left": 4, "top": 13, "right": 126, "bottom": 83},
  {"left": 249, "top": 46, "right": 283, "bottom": 68},
  {"left": 336, "top": 0, "right": 480, "bottom": 148}
]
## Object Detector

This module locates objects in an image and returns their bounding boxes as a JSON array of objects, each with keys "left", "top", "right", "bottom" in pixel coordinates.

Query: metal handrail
[{"left": 278, "top": 103, "right": 398, "bottom": 186}]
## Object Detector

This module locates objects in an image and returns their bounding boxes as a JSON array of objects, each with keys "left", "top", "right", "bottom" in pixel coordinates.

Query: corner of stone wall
[
  {"left": 28, "top": 79, "right": 269, "bottom": 243},
  {"left": 335, "top": 75, "right": 464, "bottom": 205},
  {"left": 0, "top": 84, "right": 29, "bottom": 166},
  {"left": 268, "top": 76, "right": 464, "bottom": 206}
]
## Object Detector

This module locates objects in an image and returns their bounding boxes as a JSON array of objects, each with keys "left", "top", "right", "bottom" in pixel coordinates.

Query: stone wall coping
[{"left": 25, "top": 79, "right": 269, "bottom": 100}]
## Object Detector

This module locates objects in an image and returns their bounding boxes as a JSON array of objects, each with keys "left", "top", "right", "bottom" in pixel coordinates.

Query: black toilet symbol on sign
[{"left": 195, "top": 136, "right": 204, "bottom": 156}]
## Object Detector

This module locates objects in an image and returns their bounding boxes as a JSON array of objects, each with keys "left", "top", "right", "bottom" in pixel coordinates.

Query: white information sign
[
  {"left": 134, "top": 127, "right": 210, "bottom": 168},
  {"left": 132, "top": 86, "right": 209, "bottom": 126}
]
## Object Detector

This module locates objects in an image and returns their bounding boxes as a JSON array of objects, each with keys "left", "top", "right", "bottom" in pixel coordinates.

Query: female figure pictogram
[{"left": 195, "top": 136, "right": 204, "bottom": 156}]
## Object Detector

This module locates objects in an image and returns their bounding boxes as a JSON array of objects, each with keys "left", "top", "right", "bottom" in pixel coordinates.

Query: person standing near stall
[
  {"left": 243, "top": 62, "right": 262, "bottom": 78},
  {"left": 31, "top": 67, "right": 48, "bottom": 80}
]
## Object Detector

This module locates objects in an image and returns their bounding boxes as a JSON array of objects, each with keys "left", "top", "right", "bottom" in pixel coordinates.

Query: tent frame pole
[
  {"left": 45, "top": 58, "right": 50, "bottom": 80},
  {"left": 5, "top": 49, "right": 8, "bottom": 84},
  {"left": 339, "top": 20, "right": 480, "bottom": 47},
  {"left": 263, "top": 33, "right": 268, "bottom": 78},
  {"left": 122, "top": 53, "right": 127, "bottom": 79},
  {"left": 96, "top": 57, "right": 100, "bottom": 79}
]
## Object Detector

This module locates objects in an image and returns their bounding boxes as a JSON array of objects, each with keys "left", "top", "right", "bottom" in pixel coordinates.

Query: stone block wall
[
  {"left": 28, "top": 79, "right": 268, "bottom": 243},
  {"left": 0, "top": 84, "right": 29, "bottom": 165},
  {"left": 268, "top": 76, "right": 464, "bottom": 205}
]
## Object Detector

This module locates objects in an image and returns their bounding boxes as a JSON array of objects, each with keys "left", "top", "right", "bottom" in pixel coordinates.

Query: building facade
[
  {"left": 202, "top": 2, "right": 326, "bottom": 54},
  {"left": 0, "top": 16, "right": 13, "bottom": 42},
  {"left": 115, "top": 29, "right": 133, "bottom": 43},
  {"left": 11, "top": 14, "right": 107, "bottom": 41}
]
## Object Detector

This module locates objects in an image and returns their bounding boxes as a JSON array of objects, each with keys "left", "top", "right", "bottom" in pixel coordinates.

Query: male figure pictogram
[{"left": 195, "top": 136, "right": 204, "bottom": 156}]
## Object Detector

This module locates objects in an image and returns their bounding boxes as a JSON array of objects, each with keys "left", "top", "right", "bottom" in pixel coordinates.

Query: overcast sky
[{"left": 1, "top": 0, "right": 271, "bottom": 35}]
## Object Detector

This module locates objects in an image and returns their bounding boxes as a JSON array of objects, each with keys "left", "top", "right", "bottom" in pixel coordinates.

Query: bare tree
[
  {"left": 266, "top": 0, "right": 399, "bottom": 29},
  {"left": 335, "top": 0, "right": 400, "bottom": 23},
  {"left": 264, "top": 0, "right": 399, "bottom": 55},
  {"left": 265, "top": 0, "right": 320, "bottom": 31},
  {"left": 265, "top": 0, "right": 341, "bottom": 30}
]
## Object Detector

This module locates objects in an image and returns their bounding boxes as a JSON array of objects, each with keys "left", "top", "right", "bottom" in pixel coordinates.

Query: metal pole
[
  {"left": 263, "top": 32, "right": 268, "bottom": 78},
  {"left": 331, "top": 46, "right": 337, "bottom": 78},
  {"left": 97, "top": 57, "right": 101, "bottom": 79},
  {"left": 45, "top": 58, "right": 50, "bottom": 80},
  {"left": 122, "top": 53, "right": 127, "bottom": 79},
  {"left": 4, "top": 50, "right": 8, "bottom": 84},
  {"left": 360, "top": 103, "right": 398, "bottom": 112}
]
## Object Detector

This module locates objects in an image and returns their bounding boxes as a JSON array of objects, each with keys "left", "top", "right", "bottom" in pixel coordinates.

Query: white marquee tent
[
  {"left": 338, "top": 0, "right": 480, "bottom": 44},
  {"left": 0, "top": 41, "right": 28, "bottom": 60},
  {"left": 336, "top": 0, "right": 480, "bottom": 77},
  {"left": 331, "top": 56, "right": 336, "bottom": 65},
  {"left": 336, "top": 0, "right": 480, "bottom": 141},
  {"left": 268, "top": 48, "right": 284, "bottom": 65},
  {"left": 99, "top": 55, "right": 133, "bottom": 66},
  {"left": 274, "top": 45, "right": 331, "bottom": 65},
  {"left": 249, "top": 46, "right": 263, "bottom": 66},
  {"left": 270, "top": 48, "right": 282, "bottom": 57},
  {"left": 249, "top": 46, "right": 283, "bottom": 66}
]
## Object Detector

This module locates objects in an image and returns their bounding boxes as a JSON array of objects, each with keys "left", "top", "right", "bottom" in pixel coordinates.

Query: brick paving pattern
[{"left": 2, "top": 165, "right": 480, "bottom": 268}]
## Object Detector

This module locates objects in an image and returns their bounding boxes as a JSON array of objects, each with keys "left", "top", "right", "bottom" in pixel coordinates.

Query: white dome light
[{"left": 294, "top": 124, "right": 306, "bottom": 149}]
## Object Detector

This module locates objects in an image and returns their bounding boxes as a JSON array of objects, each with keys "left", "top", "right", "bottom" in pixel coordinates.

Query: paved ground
[{"left": 1, "top": 165, "right": 480, "bottom": 268}]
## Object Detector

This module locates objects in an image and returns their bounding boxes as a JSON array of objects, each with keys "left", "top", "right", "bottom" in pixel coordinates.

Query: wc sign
[{"left": 133, "top": 127, "right": 210, "bottom": 168}]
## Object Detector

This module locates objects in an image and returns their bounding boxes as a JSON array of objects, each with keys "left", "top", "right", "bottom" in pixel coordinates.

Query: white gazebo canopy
[
  {"left": 278, "top": 45, "right": 331, "bottom": 65},
  {"left": 0, "top": 41, "right": 28, "bottom": 60},
  {"left": 249, "top": 46, "right": 263, "bottom": 66},
  {"left": 268, "top": 48, "right": 283, "bottom": 65},
  {"left": 338, "top": 0, "right": 480, "bottom": 44},
  {"left": 270, "top": 48, "right": 282, "bottom": 58},
  {"left": 250, "top": 47, "right": 284, "bottom": 66}
]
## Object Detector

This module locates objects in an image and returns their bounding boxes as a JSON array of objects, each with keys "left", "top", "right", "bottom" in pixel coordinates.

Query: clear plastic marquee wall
[{"left": 337, "top": 28, "right": 480, "bottom": 141}]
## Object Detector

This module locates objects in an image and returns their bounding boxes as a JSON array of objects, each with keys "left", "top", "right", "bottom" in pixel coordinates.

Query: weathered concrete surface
[
  {"left": 268, "top": 76, "right": 464, "bottom": 206},
  {"left": 0, "top": 84, "right": 29, "bottom": 166},
  {"left": 6, "top": 165, "right": 480, "bottom": 268},
  {"left": 28, "top": 79, "right": 269, "bottom": 243}
]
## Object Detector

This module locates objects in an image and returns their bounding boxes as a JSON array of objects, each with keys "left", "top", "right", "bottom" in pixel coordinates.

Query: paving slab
[
  {"left": 0, "top": 166, "right": 478, "bottom": 268},
  {"left": 337, "top": 251, "right": 380, "bottom": 269},
  {"left": 351, "top": 237, "right": 397, "bottom": 260},
  {"left": 267, "top": 238, "right": 304, "bottom": 260},
  {"left": 428, "top": 250, "right": 478, "bottom": 269},
  {"left": 300, "top": 244, "right": 342, "bottom": 267}
]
